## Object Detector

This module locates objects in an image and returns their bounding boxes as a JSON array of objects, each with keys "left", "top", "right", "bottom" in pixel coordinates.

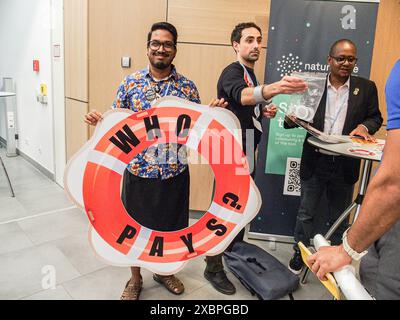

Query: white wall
[
  {"left": 0, "top": 0, "right": 65, "bottom": 178},
  {"left": 50, "top": 0, "right": 66, "bottom": 185}
]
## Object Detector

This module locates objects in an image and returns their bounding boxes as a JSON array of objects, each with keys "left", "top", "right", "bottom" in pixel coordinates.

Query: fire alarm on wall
[{"left": 33, "top": 60, "right": 40, "bottom": 72}]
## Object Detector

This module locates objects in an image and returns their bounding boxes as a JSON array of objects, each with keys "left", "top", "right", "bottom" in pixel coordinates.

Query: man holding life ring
[{"left": 84, "top": 22, "right": 227, "bottom": 300}]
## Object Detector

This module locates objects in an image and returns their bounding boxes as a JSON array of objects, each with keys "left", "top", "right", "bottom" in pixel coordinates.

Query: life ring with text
[{"left": 64, "top": 96, "right": 261, "bottom": 274}]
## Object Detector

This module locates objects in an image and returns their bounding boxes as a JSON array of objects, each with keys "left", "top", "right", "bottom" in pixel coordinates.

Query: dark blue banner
[{"left": 249, "top": 0, "right": 379, "bottom": 241}]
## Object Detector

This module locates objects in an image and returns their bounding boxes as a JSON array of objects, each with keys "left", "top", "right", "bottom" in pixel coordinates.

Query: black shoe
[
  {"left": 204, "top": 270, "right": 236, "bottom": 295},
  {"left": 288, "top": 249, "right": 304, "bottom": 275}
]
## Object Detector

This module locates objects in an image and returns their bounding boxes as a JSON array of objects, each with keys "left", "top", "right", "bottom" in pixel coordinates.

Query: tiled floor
[{"left": 0, "top": 148, "right": 331, "bottom": 300}]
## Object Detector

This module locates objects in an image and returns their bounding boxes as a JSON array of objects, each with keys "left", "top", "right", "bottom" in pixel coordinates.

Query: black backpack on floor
[{"left": 224, "top": 241, "right": 299, "bottom": 300}]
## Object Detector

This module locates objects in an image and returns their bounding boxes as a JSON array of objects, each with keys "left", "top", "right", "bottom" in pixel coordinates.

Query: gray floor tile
[
  {"left": 0, "top": 153, "right": 53, "bottom": 195},
  {"left": 50, "top": 234, "right": 107, "bottom": 275},
  {"left": 16, "top": 184, "right": 74, "bottom": 215},
  {"left": 12, "top": 176, "right": 59, "bottom": 197},
  {"left": 18, "top": 208, "right": 88, "bottom": 245},
  {"left": 22, "top": 285, "right": 73, "bottom": 300},
  {"left": 0, "top": 196, "right": 28, "bottom": 223},
  {"left": 0, "top": 222, "right": 34, "bottom": 255},
  {"left": 62, "top": 266, "right": 133, "bottom": 300},
  {"left": 0, "top": 243, "right": 81, "bottom": 300},
  {"left": 292, "top": 275, "right": 333, "bottom": 300}
]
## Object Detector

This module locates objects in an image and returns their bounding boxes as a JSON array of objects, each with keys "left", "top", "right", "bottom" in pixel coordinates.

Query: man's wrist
[
  {"left": 261, "top": 84, "right": 274, "bottom": 102},
  {"left": 359, "top": 124, "right": 369, "bottom": 133},
  {"left": 342, "top": 228, "right": 368, "bottom": 261},
  {"left": 254, "top": 85, "right": 272, "bottom": 104},
  {"left": 338, "top": 244, "right": 353, "bottom": 264}
]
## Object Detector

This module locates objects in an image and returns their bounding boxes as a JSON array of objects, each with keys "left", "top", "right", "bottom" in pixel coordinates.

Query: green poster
[{"left": 265, "top": 95, "right": 306, "bottom": 175}]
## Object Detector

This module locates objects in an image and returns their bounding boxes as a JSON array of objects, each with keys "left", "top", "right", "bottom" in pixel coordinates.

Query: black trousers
[
  {"left": 294, "top": 155, "right": 354, "bottom": 248},
  {"left": 121, "top": 168, "right": 190, "bottom": 232}
]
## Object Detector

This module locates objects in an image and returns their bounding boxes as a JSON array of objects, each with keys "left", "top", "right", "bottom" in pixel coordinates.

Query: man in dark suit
[{"left": 286, "top": 39, "right": 383, "bottom": 275}]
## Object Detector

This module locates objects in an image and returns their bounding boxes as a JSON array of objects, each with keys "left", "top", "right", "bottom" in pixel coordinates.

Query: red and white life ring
[{"left": 64, "top": 97, "right": 261, "bottom": 275}]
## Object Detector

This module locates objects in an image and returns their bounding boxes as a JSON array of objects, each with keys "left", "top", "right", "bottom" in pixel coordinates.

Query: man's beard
[
  {"left": 245, "top": 54, "right": 259, "bottom": 63},
  {"left": 151, "top": 53, "right": 172, "bottom": 70},
  {"left": 152, "top": 61, "right": 170, "bottom": 70}
]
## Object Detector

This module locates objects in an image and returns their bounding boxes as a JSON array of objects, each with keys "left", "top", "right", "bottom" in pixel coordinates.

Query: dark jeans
[{"left": 294, "top": 155, "right": 354, "bottom": 247}]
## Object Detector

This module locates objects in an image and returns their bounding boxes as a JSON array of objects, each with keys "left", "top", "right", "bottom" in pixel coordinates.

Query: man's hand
[
  {"left": 263, "top": 76, "right": 308, "bottom": 99},
  {"left": 84, "top": 110, "right": 103, "bottom": 126},
  {"left": 263, "top": 104, "right": 278, "bottom": 119},
  {"left": 350, "top": 125, "right": 376, "bottom": 142},
  {"left": 209, "top": 98, "right": 228, "bottom": 108},
  {"left": 307, "top": 245, "right": 352, "bottom": 281}
]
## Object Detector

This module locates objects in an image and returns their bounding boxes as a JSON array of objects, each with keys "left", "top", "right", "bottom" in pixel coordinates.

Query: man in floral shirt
[
  {"left": 112, "top": 63, "right": 200, "bottom": 180},
  {"left": 85, "top": 22, "right": 226, "bottom": 300}
]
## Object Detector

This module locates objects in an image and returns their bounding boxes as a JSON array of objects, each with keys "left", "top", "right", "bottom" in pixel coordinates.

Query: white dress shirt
[{"left": 324, "top": 75, "right": 350, "bottom": 135}]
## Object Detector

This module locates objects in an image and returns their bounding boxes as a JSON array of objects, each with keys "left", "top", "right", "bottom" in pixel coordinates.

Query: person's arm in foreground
[{"left": 308, "top": 128, "right": 400, "bottom": 280}]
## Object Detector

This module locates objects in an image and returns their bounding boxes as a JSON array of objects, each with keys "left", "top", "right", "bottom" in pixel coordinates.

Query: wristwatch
[{"left": 342, "top": 228, "right": 368, "bottom": 261}]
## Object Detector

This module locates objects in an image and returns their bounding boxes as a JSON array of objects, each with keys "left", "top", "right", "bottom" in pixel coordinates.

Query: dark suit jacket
[{"left": 285, "top": 75, "right": 383, "bottom": 184}]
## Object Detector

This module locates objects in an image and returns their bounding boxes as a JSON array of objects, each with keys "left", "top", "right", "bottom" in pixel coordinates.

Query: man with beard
[
  {"left": 203, "top": 22, "right": 308, "bottom": 295},
  {"left": 84, "top": 22, "right": 227, "bottom": 300},
  {"left": 286, "top": 39, "right": 383, "bottom": 276}
]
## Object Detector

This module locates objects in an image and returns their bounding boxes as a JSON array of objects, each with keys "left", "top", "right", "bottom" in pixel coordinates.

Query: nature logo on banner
[
  {"left": 64, "top": 97, "right": 261, "bottom": 275},
  {"left": 250, "top": 0, "right": 379, "bottom": 239}
]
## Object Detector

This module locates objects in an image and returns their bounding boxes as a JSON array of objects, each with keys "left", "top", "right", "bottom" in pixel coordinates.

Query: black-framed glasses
[
  {"left": 330, "top": 55, "right": 358, "bottom": 64},
  {"left": 148, "top": 40, "right": 176, "bottom": 51}
]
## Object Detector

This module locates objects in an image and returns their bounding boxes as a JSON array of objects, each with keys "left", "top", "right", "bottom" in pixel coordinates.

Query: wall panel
[
  {"left": 174, "top": 44, "right": 266, "bottom": 104},
  {"left": 66, "top": 98, "right": 89, "bottom": 161},
  {"left": 168, "top": 0, "right": 270, "bottom": 46},
  {"left": 188, "top": 151, "right": 215, "bottom": 211},
  {"left": 370, "top": 0, "right": 400, "bottom": 123},
  {"left": 88, "top": 0, "right": 167, "bottom": 114},
  {"left": 64, "top": 0, "right": 88, "bottom": 101}
]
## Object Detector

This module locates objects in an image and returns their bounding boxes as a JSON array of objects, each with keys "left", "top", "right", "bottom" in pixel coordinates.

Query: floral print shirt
[{"left": 112, "top": 65, "right": 200, "bottom": 180}]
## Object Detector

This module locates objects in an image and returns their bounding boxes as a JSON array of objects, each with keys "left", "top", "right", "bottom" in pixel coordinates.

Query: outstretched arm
[
  {"left": 308, "top": 128, "right": 400, "bottom": 280},
  {"left": 240, "top": 76, "right": 307, "bottom": 106}
]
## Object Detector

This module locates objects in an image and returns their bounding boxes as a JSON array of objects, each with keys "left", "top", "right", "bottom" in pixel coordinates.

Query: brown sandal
[
  {"left": 153, "top": 274, "right": 185, "bottom": 295},
  {"left": 120, "top": 277, "right": 143, "bottom": 300}
]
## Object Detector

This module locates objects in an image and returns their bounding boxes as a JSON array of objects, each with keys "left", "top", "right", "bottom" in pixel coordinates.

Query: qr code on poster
[{"left": 283, "top": 157, "right": 301, "bottom": 196}]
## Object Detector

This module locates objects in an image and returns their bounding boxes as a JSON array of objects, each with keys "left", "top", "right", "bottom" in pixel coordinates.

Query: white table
[
  {"left": 301, "top": 135, "right": 385, "bottom": 284},
  {"left": 0, "top": 91, "right": 16, "bottom": 197},
  {"left": 308, "top": 135, "right": 384, "bottom": 219}
]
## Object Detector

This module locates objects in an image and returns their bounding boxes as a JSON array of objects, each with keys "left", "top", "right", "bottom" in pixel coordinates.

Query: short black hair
[
  {"left": 147, "top": 22, "right": 178, "bottom": 45},
  {"left": 231, "top": 22, "right": 262, "bottom": 45},
  {"left": 329, "top": 39, "right": 357, "bottom": 56}
]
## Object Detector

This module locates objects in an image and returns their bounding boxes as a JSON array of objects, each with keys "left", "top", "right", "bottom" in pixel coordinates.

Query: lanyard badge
[
  {"left": 240, "top": 63, "right": 262, "bottom": 132},
  {"left": 145, "top": 80, "right": 171, "bottom": 104},
  {"left": 145, "top": 86, "right": 159, "bottom": 103}
]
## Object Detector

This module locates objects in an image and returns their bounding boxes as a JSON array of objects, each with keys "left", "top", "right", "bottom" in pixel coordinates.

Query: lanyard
[
  {"left": 239, "top": 62, "right": 263, "bottom": 133},
  {"left": 239, "top": 62, "right": 259, "bottom": 87},
  {"left": 145, "top": 74, "right": 173, "bottom": 103}
]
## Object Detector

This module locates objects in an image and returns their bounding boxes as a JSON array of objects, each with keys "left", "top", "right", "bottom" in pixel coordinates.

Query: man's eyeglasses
[
  {"left": 330, "top": 55, "right": 358, "bottom": 64},
  {"left": 148, "top": 40, "right": 176, "bottom": 51}
]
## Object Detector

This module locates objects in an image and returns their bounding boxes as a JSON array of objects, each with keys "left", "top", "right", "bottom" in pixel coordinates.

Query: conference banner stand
[{"left": 249, "top": 0, "right": 379, "bottom": 243}]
